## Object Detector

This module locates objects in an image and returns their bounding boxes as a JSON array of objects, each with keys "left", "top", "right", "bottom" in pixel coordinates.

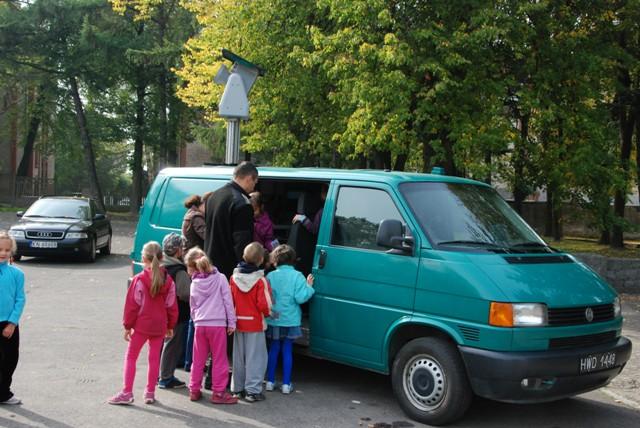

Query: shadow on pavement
[{"left": 1, "top": 406, "right": 75, "bottom": 428}]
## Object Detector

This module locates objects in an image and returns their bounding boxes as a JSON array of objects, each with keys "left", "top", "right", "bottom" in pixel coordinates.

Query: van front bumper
[{"left": 459, "top": 336, "right": 632, "bottom": 403}]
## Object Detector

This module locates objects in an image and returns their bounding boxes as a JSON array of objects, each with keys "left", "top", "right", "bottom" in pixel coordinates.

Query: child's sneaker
[
  {"left": 210, "top": 391, "right": 238, "bottom": 405},
  {"left": 281, "top": 384, "right": 293, "bottom": 394},
  {"left": 189, "top": 390, "right": 202, "bottom": 401},
  {"left": 107, "top": 391, "right": 134, "bottom": 405},
  {"left": 144, "top": 391, "right": 155, "bottom": 404},
  {"left": 265, "top": 381, "right": 275, "bottom": 392},
  {"left": 244, "top": 392, "right": 266, "bottom": 402}
]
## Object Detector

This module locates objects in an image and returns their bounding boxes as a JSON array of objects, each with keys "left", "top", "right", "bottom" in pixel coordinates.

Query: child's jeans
[
  {"left": 189, "top": 326, "right": 228, "bottom": 393},
  {"left": 267, "top": 337, "right": 293, "bottom": 386},
  {"left": 0, "top": 322, "right": 19, "bottom": 402},
  {"left": 123, "top": 331, "right": 164, "bottom": 394},
  {"left": 184, "top": 319, "right": 194, "bottom": 370}
]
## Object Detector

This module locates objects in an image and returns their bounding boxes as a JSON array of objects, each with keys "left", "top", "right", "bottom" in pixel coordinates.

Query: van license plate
[
  {"left": 579, "top": 352, "right": 616, "bottom": 374},
  {"left": 31, "top": 241, "right": 57, "bottom": 248}
]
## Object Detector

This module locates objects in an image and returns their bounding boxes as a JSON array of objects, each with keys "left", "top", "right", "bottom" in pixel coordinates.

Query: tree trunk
[
  {"left": 599, "top": 229, "right": 611, "bottom": 245},
  {"left": 441, "top": 132, "right": 459, "bottom": 176},
  {"left": 422, "top": 140, "right": 435, "bottom": 173},
  {"left": 69, "top": 76, "right": 105, "bottom": 212},
  {"left": 131, "top": 73, "right": 146, "bottom": 214},
  {"left": 512, "top": 114, "right": 530, "bottom": 215},
  {"left": 394, "top": 153, "right": 407, "bottom": 171},
  {"left": 17, "top": 86, "right": 46, "bottom": 177}
]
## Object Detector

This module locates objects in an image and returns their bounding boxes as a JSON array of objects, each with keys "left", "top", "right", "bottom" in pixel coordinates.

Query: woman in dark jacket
[{"left": 181, "top": 193, "right": 211, "bottom": 251}]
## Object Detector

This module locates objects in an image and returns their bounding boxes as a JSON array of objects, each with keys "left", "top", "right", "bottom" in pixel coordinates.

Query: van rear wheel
[{"left": 391, "top": 337, "right": 472, "bottom": 426}]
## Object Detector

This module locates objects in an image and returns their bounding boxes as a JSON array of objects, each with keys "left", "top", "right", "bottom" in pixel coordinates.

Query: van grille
[
  {"left": 548, "top": 331, "right": 617, "bottom": 350},
  {"left": 548, "top": 304, "right": 614, "bottom": 326},
  {"left": 458, "top": 326, "right": 480, "bottom": 341}
]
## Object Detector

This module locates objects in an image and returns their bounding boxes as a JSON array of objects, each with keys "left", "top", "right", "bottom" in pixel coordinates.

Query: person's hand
[
  {"left": 124, "top": 329, "right": 132, "bottom": 342},
  {"left": 292, "top": 214, "right": 307, "bottom": 224},
  {"left": 227, "top": 327, "right": 235, "bottom": 335},
  {"left": 306, "top": 274, "right": 315, "bottom": 286},
  {"left": 2, "top": 323, "right": 15, "bottom": 339},
  {"left": 166, "top": 329, "right": 174, "bottom": 338}
]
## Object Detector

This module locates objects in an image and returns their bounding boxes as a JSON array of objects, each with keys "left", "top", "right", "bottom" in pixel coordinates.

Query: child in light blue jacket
[{"left": 265, "top": 244, "right": 314, "bottom": 394}]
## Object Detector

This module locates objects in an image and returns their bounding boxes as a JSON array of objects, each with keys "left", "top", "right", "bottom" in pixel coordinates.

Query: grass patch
[
  {"left": 0, "top": 206, "right": 23, "bottom": 212},
  {"left": 544, "top": 236, "right": 640, "bottom": 259}
]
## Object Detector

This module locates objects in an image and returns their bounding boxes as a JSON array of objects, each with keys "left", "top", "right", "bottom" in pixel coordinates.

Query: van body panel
[
  {"left": 310, "top": 180, "right": 419, "bottom": 368},
  {"left": 470, "top": 255, "right": 616, "bottom": 307}
]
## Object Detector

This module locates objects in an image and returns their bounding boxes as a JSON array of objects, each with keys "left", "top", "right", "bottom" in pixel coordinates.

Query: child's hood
[
  {"left": 232, "top": 265, "right": 265, "bottom": 293},
  {"left": 191, "top": 269, "right": 225, "bottom": 297}
]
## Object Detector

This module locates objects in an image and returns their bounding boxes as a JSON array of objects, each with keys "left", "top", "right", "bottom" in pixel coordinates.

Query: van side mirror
[
  {"left": 16, "top": 211, "right": 24, "bottom": 218},
  {"left": 377, "top": 219, "right": 413, "bottom": 254}
]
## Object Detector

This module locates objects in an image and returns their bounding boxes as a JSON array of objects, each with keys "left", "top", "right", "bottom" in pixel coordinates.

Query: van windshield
[{"left": 400, "top": 182, "right": 550, "bottom": 253}]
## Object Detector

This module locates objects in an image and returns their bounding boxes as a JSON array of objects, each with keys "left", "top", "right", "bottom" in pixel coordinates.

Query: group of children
[{"left": 108, "top": 233, "right": 314, "bottom": 406}]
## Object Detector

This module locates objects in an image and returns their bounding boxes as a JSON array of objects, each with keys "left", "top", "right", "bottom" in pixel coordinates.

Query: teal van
[{"left": 130, "top": 166, "right": 631, "bottom": 425}]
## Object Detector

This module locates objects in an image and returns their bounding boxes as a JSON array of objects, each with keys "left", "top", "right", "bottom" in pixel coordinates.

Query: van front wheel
[{"left": 391, "top": 337, "right": 472, "bottom": 426}]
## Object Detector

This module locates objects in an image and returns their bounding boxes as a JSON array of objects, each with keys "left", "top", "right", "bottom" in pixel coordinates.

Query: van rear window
[{"left": 153, "top": 178, "right": 226, "bottom": 229}]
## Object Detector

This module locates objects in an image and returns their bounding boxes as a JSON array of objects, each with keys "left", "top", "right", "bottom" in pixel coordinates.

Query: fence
[{"left": 0, "top": 175, "right": 54, "bottom": 206}]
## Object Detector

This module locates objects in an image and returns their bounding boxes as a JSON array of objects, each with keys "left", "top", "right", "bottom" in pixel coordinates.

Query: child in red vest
[
  {"left": 108, "top": 241, "right": 178, "bottom": 405},
  {"left": 230, "top": 242, "right": 273, "bottom": 402}
]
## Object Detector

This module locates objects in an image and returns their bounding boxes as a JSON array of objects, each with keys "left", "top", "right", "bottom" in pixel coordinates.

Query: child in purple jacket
[
  {"left": 250, "top": 192, "right": 279, "bottom": 252},
  {"left": 184, "top": 247, "right": 237, "bottom": 404}
]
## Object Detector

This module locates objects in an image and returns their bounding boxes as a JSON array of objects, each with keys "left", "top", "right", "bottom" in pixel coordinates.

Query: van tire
[{"left": 391, "top": 337, "right": 472, "bottom": 426}]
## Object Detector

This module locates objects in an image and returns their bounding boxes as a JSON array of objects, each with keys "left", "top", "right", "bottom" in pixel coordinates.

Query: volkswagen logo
[
  {"left": 585, "top": 307, "right": 594, "bottom": 323},
  {"left": 37, "top": 232, "right": 53, "bottom": 237}
]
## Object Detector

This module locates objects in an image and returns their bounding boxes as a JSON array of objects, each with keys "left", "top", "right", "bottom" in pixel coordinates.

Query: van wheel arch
[{"left": 388, "top": 324, "right": 458, "bottom": 371}]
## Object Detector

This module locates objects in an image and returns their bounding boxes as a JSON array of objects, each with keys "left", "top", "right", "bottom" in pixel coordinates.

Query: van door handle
[{"left": 318, "top": 250, "right": 327, "bottom": 269}]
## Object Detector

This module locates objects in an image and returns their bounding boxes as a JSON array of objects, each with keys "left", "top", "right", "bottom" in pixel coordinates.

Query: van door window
[
  {"left": 154, "top": 178, "right": 225, "bottom": 229},
  {"left": 331, "top": 186, "right": 404, "bottom": 251}
]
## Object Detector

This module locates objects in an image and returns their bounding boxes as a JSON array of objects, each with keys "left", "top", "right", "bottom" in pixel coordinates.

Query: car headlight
[
  {"left": 613, "top": 297, "right": 622, "bottom": 318},
  {"left": 66, "top": 232, "right": 88, "bottom": 239},
  {"left": 490, "top": 302, "right": 548, "bottom": 327},
  {"left": 8, "top": 229, "right": 25, "bottom": 239}
]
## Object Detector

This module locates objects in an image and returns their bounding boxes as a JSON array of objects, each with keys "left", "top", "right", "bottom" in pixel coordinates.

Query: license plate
[
  {"left": 30, "top": 240, "right": 58, "bottom": 249},
  {"left": 579, "top": 351, "right": 617, "bottom": 374}
]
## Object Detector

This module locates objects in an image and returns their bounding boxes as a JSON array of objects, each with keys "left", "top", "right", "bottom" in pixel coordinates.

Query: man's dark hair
[{"left": 233, "top": 161, "right": 258, "bottom": 179}]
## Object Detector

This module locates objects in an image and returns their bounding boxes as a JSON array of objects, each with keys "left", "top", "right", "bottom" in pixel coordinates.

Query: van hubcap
[{"left": 403, "top": 355, "right": 446, "bottom": 411}]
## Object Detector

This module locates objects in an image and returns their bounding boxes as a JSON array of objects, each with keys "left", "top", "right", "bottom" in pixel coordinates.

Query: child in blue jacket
[
  {"left": 265, "top": 244, "right": 314, "bottom": 394},
  {"left": 0, "top": 231, "right": 26, "bottom": 405}
]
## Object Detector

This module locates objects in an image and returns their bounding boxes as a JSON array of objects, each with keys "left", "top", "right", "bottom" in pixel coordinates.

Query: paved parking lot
[{"left": 0, "top": 212, "right": 638, "bottom": 427}]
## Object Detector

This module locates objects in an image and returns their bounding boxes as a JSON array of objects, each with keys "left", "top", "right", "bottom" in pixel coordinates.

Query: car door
[
  {"left": 90, "top": 200, "right": 110, "bottom": 247},
  {"left": 310, "top": 181, "right": 420, "bottom": 371}
]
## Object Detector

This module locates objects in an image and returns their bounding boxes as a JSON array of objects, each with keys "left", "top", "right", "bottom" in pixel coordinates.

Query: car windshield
[
  {"left": 24, "top": 199, "right": 90, "bottom": 220},
  {"left": 400, "top": 182, "right": 549, "bottom": 253}
]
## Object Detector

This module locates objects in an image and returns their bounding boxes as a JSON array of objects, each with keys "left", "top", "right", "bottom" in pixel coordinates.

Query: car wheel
[
  {"left": 100, "top": 233, "right": 112, "bottom": 256},
  {"left": 391, "top": 337, "right": 473, "bottom": 426},
  {"left": 85, "top": 238, "right": 97, "bottom": 263}
]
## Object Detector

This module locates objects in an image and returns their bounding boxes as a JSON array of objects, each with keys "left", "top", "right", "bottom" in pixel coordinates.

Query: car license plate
[
  {"left": 579, "top": 351, "right": 616, "bottom": 374},
  {"left": 30, "top": 240, "right": 58, "bottom": 249}
]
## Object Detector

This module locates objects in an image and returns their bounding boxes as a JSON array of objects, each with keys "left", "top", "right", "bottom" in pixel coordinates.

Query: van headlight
[
  {"left": 613, "top": 297, "right": 622, "bottom": 318},
  {"left": 8, "top": 229, "right": 25, "bottom": 239},
  {"left": 66, "top": 232, "right": 88, "bottom": 239},
  {"left": 490, "top": 302, "right": 548, "bottom": 327}
]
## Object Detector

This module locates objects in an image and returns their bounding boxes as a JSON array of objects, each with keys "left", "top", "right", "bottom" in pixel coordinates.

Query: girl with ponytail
[
  {"left": 108, "top": 241, "right": 179, "bottom": 406},
  {"left": 184, "top": 248, "right": 237, "bottom": 404}
]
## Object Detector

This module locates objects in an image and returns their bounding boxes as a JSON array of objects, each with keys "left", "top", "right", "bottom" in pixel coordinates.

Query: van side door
[{"left": 310, "top": 181, "right": 420, "bottom": 372}]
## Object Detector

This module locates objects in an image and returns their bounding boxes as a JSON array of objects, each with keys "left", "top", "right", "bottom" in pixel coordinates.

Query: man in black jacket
[{"left": 204, "top": 161, "right": 259, "bottom": 278}]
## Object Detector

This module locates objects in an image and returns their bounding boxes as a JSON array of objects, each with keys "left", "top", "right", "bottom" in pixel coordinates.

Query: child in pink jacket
[
  {"left": 108, "top": 241, "right": 178, "bottom": 405},
  {"left": 185, "top": 247, "right": 237, "bottom": 404}
]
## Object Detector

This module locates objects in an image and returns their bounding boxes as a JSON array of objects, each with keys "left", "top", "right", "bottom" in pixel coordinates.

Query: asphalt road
[{"left": 1, "top": 215, "right": 639, "bottom": 427}]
